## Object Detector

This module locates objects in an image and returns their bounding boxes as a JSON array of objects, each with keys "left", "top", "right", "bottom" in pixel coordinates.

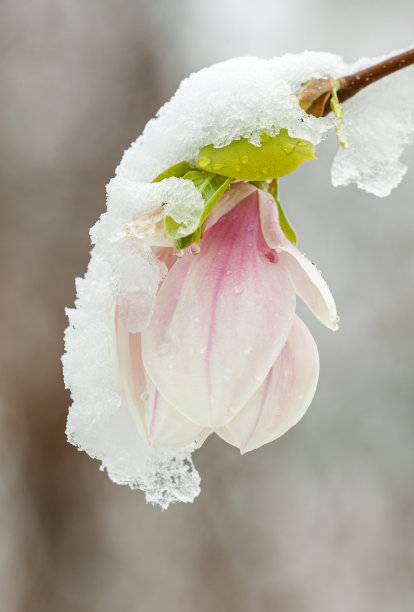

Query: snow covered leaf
[{"left": 197, "top": 129, "right": 316, "bottom": 181}]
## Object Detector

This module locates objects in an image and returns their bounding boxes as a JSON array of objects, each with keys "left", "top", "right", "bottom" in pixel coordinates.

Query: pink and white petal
[
  {"left": 114, "top": 309, "right": 204, "bottom": 449},
  {"left": 114, "top": 308, "right": 150, "bottom": 443},
  {"left": 195, "top": 429, "right": 213, "bottom": 449},
  {"left": 145, "top": 386, "right": 206, "bottom": 450},
  {"left": 217, "top": 315, "right": 319, "bottom": 453},
  {"left": 153, "top": 246, "right": 176, "bottom": 271},
  {"left": 259, "top": 189, "right": 338, "bottom": 331},
  {"left": 204, "top": 182, "right": 258, "bottom": 232},
  {"left": 125, "top": 208, "right": 174, "bottom": 247},
  {"left": 142, "top": 190, "right": 296, "bottom": 428}
]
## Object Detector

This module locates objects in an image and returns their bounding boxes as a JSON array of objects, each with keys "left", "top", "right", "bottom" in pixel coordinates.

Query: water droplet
[
  {"left": 223, "top": 368, "right": 232, "bottom": 381},
  {"left": 247, "top": 224, "right": 255, "bottom": 232},
  {"left": 226, "top": 269, "right": 233, "bottom": 276},
  {"left": 241, "top": 155, "right": 249, "bottom": 164},
  {"left": 234, "top": 285, "right": 244, "bottom": 295},
  {"left": 140, "top": 391, "right": 149, "bottom": 401},
  {"left": 158, "top": 343, "right": 170, "bottom": 355},
  {"left": 235, "top": 165, "right": 241, "bottom": 171},
  {"left": 261, "top": 167, "right": 269, "bottom": 174},
  {"left": 175, "top": 249, "right": 184, "bottom": 258},
  {"left": 200, "top": 346, "right": 206, "bottom": 354},
  {"left": 243, "top": 344, "right": 251, "bottom": 356},
  {"left": 282, "top": 144, "right": 294, "bottom": 154},
  {"left": 212, "top": 163, "right": 223, "bottom": 171},
  {"left": 190, "top": 243, "right": 200, "bottom": 255},
  {"left": 198, "top": 157, "right": 211, "bottom": 168},
  {"left": 297, "top": 141, "right": 307, "bottom": 147}
]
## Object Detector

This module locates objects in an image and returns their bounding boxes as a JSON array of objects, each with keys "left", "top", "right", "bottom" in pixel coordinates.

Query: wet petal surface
[
  {"left": 259, "top": 189, "right": 338, "bottom": 330},
  {"left": 217, "top": 315, "right": 319, "bottom": 453},
  {"left": 142, "top": 191, "right": 296, "bottom": 427},
  {"left": 115, "top": 310, "right": 204, "bottom": 449}
]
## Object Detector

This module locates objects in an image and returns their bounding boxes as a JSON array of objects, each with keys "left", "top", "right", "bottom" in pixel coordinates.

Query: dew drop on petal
[
  {"left": 241, "top": 155, "right": 249, "bottom": 164},
  {"left": 234, "top": 285, "right": 244, "bottom": 295},
  {"left": 223, "top": 368, "right": 232, "bottom": 381},
  {"left": 247, "top": 224, "right": 255, "bottom": 232},
  {"left": 141, "top": 391, "right": 149, "bottom": 401},
  {"left": 198, "top": 157, "right": 211, "bottom": 168}
]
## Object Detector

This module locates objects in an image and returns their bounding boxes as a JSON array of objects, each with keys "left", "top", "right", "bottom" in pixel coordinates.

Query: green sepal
[
  {"left": 250, "top": 180, "right": 269, "bottom": 190},
  {"left": 270, "top": 180, "right": 297, "bottom": 245},
  {"left": 199, "top": 174, "right": 232, "bottom": 225},
  {"left": 330, "top": 86, "right": 349, "bottom": 149},
  {"left": 197, "top": 129, "right": 316, "bottom": 181},
  {"left": 164, "top": 215, "right": 181, "bottom": 237},
  {"left": 174, "top": 226, "right": 201, "bottom": 252},
  {"left": 153, "top": 161, "right": 193, "bottom": 182}
]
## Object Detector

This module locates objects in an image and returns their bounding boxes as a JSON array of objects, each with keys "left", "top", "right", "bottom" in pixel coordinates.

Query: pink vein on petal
[{"left": 205, "top": 224, "right": 237, "bottom": 421}]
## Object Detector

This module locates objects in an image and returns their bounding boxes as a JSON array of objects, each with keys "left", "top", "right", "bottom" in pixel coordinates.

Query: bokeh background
[{"left": 1, "top": 1, "right": 414, "bottom": 610}]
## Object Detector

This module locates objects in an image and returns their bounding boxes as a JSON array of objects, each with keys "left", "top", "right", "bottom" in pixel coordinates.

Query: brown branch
[{"left": 298, "top": 48, "right": 414, "bottom": 118}]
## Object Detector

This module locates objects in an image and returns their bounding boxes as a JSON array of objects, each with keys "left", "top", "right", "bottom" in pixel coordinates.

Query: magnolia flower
[{"left": 115, "top": 182, "right": 338, "bottom": 454}]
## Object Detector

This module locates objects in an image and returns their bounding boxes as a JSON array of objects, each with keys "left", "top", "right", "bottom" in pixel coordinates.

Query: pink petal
[
  {"left": 114, "top": 308, "right": 205, "bottom": 449},
  {"left": 259, "top": 190, "right": 338, "bottom": 330},
  {"left": 153, "top": 246, "right": 176, "bottom": 271},
  {"left": 204, "top": 182, "right": 257, "bottom": 232},
  {"left": 217, "top": 315, "right": 319, "bottom": 453},
  {"left": 141, "top": 191, "right": 296, "bottom": 428}
]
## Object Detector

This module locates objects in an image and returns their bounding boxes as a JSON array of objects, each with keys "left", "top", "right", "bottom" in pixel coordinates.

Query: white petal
[
  {"left": 115, "top": 309, "right": 205, "bottom": 449},
  {"left": 217, "top": 315, "right": 319, "bottom": 453},
  {"left": 259, "top": 189, "right": 338, "bottom": 330}
]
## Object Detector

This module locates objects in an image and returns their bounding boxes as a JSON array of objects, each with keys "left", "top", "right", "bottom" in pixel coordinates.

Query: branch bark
[{"left": 298, "top": 48, "right": 414, "bottom": 118}]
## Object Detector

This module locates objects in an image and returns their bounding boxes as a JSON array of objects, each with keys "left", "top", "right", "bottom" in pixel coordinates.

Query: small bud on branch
[{"left": 298, "top": 48, "right": 414, "bottom": 118}]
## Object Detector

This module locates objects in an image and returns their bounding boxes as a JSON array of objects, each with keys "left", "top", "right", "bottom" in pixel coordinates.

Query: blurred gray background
[{"left": 1, "top": 1, "right": 413, "bottom": 610}]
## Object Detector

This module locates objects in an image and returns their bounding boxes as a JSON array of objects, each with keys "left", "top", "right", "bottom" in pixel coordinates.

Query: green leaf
[
  {"left": 270, "top": 180, "right": 297, "bottom": 245},
  {"left": 197, "top": 129, "right": 316, "bottom": 181},
  {"left": 153, "top": 161, "right": 193, "bottom": 182}
]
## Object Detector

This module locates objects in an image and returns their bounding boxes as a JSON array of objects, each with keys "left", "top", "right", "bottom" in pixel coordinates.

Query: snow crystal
[
  {"left": 63, "top": 48, "right": 414, "bottom": 507},
  {"left": 332, "top": 60, "right": 414, "bottom": 197},
  {"left": 162, "top": 177, "right": 205, "bottom": 237},
  {"left": 63, "top": 253, "right": 200, "bottom": 509}
]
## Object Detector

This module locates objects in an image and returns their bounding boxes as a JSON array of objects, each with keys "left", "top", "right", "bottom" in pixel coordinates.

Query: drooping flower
[{"left": 115, "top": 182, "right": 338, "bottom": 454}]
